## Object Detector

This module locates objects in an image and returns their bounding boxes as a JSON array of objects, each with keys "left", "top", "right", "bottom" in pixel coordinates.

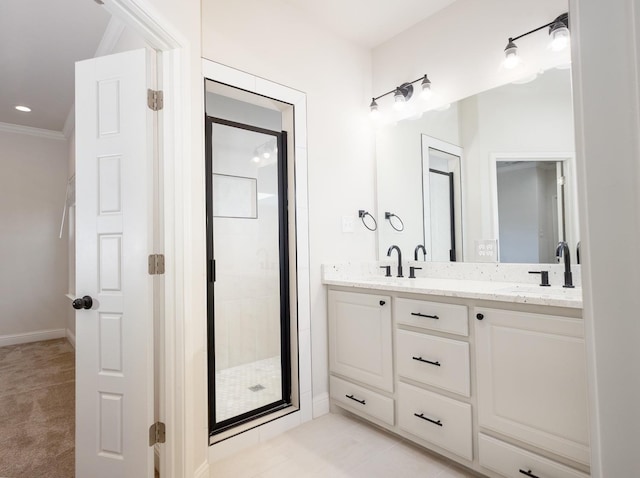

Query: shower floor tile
[{"left": 216, "top": 356, "right": 282, "bottom": 422}]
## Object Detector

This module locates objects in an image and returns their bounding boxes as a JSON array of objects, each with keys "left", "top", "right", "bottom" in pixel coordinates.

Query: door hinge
[
  {"left": 148, "top": 254, "right": 165, "bottom": 275},
  {"left": 147, "top": 89, "right": 164, "bottom": 111},
  {"left": 149, "top": 422, "right": 166, "bottom": 446}
]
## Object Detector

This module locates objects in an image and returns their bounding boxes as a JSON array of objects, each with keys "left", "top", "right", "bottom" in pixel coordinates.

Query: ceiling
[
  {"left": 284, "top": 0, "right": 457, "bottom": 48},
  {"left": 0, "top": 0, "right": 110, "bottom": 132},
  {"left": 0, "top": 0, "right": 455, "bottom": 132}
]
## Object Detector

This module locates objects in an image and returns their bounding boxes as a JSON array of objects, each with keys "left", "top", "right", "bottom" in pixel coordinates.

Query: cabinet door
[
  {"left": 475, "top": 308, "right": 590, "bottom": 465},
  {"left": 328, "top": 290, "right": 393, "bottom": 392}
]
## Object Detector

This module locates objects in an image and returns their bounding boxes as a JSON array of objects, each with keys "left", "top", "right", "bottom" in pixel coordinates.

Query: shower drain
[{"left": 248, "top": 384, "right": 266, "bottom": 392}]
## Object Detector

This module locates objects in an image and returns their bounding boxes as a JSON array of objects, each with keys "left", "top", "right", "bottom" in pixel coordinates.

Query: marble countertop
[{"left": 322, "top": 263, "right": 583, "bottom": 309}]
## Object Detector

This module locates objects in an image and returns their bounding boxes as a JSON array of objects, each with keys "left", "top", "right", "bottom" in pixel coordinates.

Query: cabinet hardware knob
[
  {"left": 379, "top": 300, "right": 386, "bottom": 306},
  {"left": 476, "top": 313, "right": 484, "bottom": 320},
  {"left": 413, "top": 413, "right": 443, "bottom": 427},
  {"left": 519, "top": 470, "right": 540, "bottom": 478},
  {"left": 345, "top": 394, "right": 366, "bottom": 405}
]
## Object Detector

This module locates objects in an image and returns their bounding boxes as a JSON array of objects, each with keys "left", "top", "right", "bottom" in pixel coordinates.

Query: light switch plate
[
  {"left": 475, "top": 239, "right": 498, "bottom": 262},
  {"left": 342, "top": 215, "right": 355, "bottom": 233}
]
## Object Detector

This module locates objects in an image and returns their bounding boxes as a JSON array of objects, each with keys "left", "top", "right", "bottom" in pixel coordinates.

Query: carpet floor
[{"left": 0, "top": 338, "right": 75, "bottom": 478}]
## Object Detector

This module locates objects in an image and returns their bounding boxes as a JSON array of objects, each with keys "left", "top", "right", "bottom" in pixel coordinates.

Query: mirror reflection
[
  {"left": 422, "top": 138, "right": 463, "bottom": 262},
  {"left": 375, "top": 68, "right": 578, "bottom": 264}
]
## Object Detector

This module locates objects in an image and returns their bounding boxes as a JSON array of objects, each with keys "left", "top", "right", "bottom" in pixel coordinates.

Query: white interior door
[{"left": 75, "top": 48, "right": 154, "bottom": 478}]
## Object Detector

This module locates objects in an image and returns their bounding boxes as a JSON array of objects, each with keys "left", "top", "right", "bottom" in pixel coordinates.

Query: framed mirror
[{"left": 375, "top": 67, "right": 579, "bottom": 264}]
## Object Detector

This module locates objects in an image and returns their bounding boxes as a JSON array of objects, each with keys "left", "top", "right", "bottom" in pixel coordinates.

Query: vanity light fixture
[
  {"left": 503, "top": 12, "right": 569, "bottom": 69},
  {"left": 369, "top": 74, "right": 432, "bottom": 117}
]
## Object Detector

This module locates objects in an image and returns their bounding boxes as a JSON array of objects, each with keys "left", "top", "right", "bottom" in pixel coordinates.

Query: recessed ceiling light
[{"left": 15, "top": 105, "right": 31, "bottom": 112}]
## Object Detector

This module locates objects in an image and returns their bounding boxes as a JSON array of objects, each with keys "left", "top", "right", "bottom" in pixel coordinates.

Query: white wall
[
  {"left": 372, "top": 0, "right": 570, "bottom": 112},
  {"left": 202, "top": 0, "right": 376, "bottom": 416},
  {"left": 0, "top": 130, "right": 69, "bottom": 342},
  {"left": 570, "top": 0, "right": 640, "bottom": 476}
]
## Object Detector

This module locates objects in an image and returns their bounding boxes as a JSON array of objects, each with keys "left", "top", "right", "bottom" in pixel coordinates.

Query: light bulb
[
  {"left": 15, "top": 105, "right": 31, "bottom": 112},
  {"left": 503, "top": 40, "right": 520, "bottom": 69},
  {"left": 369, "top": 98, "right": 381, "bottom": 119},
  {"left": 263, "top": 151, "right": 270, "bottom": 159},
  {"left": 420, "top": 75, "right": 432, "bottom": 100},
  {"left": 252, "top": 155, "right": 260, "bottom": 163},
  {"left": 394, "top": 88, "right": 406, "bottom": 109},
  {"left": 549, "top": 26, "right": 570, "bottom": 51}
]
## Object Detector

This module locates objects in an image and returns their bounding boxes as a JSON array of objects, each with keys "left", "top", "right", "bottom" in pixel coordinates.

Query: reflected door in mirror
[{"left": 496, "top": 160, "right": 563, "bottom": 263}]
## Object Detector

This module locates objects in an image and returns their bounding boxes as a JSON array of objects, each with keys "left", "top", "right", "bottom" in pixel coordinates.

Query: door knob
[{"left": 72, "top": 296, "right": 93, "bottom": 310}]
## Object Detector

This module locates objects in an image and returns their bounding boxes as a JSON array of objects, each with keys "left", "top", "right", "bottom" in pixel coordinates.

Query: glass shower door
[{"left": 206, "top": 117, "right": 291, "bottom": 434}]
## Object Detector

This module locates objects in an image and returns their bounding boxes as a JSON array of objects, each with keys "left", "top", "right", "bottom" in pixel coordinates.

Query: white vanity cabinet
[
  {"left": 474, "top": 308, "right": 590, "bottom": 467},
  {"left": 327, "top": 284, "right": 590, "bottom": 478},
  {"left": 328, "top": 290, "right": 394, "bottom": 424}
]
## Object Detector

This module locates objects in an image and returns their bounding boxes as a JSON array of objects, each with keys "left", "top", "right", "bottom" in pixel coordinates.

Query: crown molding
[{"left": 0, "top": 122, "right": 66, "bottom": 141}]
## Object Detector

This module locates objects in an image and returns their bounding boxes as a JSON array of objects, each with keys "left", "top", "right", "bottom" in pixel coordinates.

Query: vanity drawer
[
  {"left": 479, "top": 434, "right": 589, "bottom": 478},
  {"left": 396, "top": 298, "right": 468, "bottom": 336},
  {"left": 398, "top": 382, "right": 472, "bottom": 461},
  {"left": 396, "top": 329, "right": 470, "bottom": 397},
  {"left": 330, "top": 375, "right": 394, "bottom": 426}
]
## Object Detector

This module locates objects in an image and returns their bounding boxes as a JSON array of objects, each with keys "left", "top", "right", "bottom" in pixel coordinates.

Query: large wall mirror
[{"left": 375, "top": 67, "right": 579, "bottom": 264}]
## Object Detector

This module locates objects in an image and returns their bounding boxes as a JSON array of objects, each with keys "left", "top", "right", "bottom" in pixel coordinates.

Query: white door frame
[
  {"left": 489, "top": 151, "right": 578, "bottom": 263},
  {"left": 96, "top": 1, "right": 204, "bottom": 477}
]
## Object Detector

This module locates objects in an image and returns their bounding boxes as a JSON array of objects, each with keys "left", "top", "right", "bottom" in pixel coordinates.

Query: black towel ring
[
  {"left": 358, "top": 210, "right": 378, "bottom": 231},
  {"left": 385, "top": 212, "right": 405, "bottom": 232}
]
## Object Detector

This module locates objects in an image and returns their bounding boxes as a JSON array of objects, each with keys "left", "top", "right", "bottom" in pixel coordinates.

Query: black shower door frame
[{"left": 205, "top": 116, "right": 292, "bottom": 436}]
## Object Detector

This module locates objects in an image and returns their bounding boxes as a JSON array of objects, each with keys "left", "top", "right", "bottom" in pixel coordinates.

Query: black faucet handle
[
  {"left": 528, "top": 270, "right": 551, "bottom": 287},
  {"left": 409, "top": 266, "right": 422, "bottom": 279},
  {"left": 379, "top": 265, "right": 392, "bottom": 277}
]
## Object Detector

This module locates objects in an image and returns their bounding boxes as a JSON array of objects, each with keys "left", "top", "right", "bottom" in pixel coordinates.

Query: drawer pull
[
  {"left": 412, "top": 356, "right": 441, "bottom": 367},
  {"left": 411, "top": 312, "right": 439, "bottom": 320},
  {"left": 414, "top": 412, "right": 442, "bottom": 427},
  {"left": 345, "top": 394, "right": 366, "bottom": 405},
  {"left": 519, "top": 470, "right": 540, "bottom": 478}
]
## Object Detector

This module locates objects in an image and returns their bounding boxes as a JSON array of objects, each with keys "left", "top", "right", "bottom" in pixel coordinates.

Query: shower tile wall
[{"left": 213, "top": 164, "right": 281, "bottom": 372}]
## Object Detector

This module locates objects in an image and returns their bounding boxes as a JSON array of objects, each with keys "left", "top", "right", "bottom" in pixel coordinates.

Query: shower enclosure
[{"left": 205, "top": 84, "right": 294, "bottom": 436}]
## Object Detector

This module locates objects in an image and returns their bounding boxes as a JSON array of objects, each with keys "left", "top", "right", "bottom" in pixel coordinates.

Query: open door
[{"left": 74, "top": 48, "right": 155, "bottom": 478}]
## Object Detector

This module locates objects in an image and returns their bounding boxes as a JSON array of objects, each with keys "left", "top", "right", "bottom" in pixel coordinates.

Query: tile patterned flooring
[
  {"left": 210, "top": 412, "right": 480, "bottom": 478},
  {"left": 215, "top": 356, "right": 282, "bottom": 422}
]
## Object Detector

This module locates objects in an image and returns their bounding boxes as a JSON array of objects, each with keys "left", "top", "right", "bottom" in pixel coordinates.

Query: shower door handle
[{"left": 208, "top": 259, "right": 216, "bottom": 283}]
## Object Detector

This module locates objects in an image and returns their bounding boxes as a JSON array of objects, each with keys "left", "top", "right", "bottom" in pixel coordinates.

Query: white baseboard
[
  {"left": 66, "top": 328, "right": 76, "bottom": 348},
  {"left": 0, "top": 329, "right": 66, "bottom": 348},
  {"left": 313, "top": 392, "right": 330, "bottom": 418},
  {"left": 194, "top": 461, "right": 210, "bottom": 478}
]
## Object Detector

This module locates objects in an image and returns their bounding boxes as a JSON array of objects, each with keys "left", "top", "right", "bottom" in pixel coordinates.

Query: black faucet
[
  {"left": 576, "top": 241, "right": 581, "bottom": 265},
  {"left": 414, "top": 244, "right": 427, "bottom": 261},
  {"left": 387, "top": 245, "right": 403, "bottom": 277},
  {"left": 556, "top": 241, "right": 574, "bottom": 288}
]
